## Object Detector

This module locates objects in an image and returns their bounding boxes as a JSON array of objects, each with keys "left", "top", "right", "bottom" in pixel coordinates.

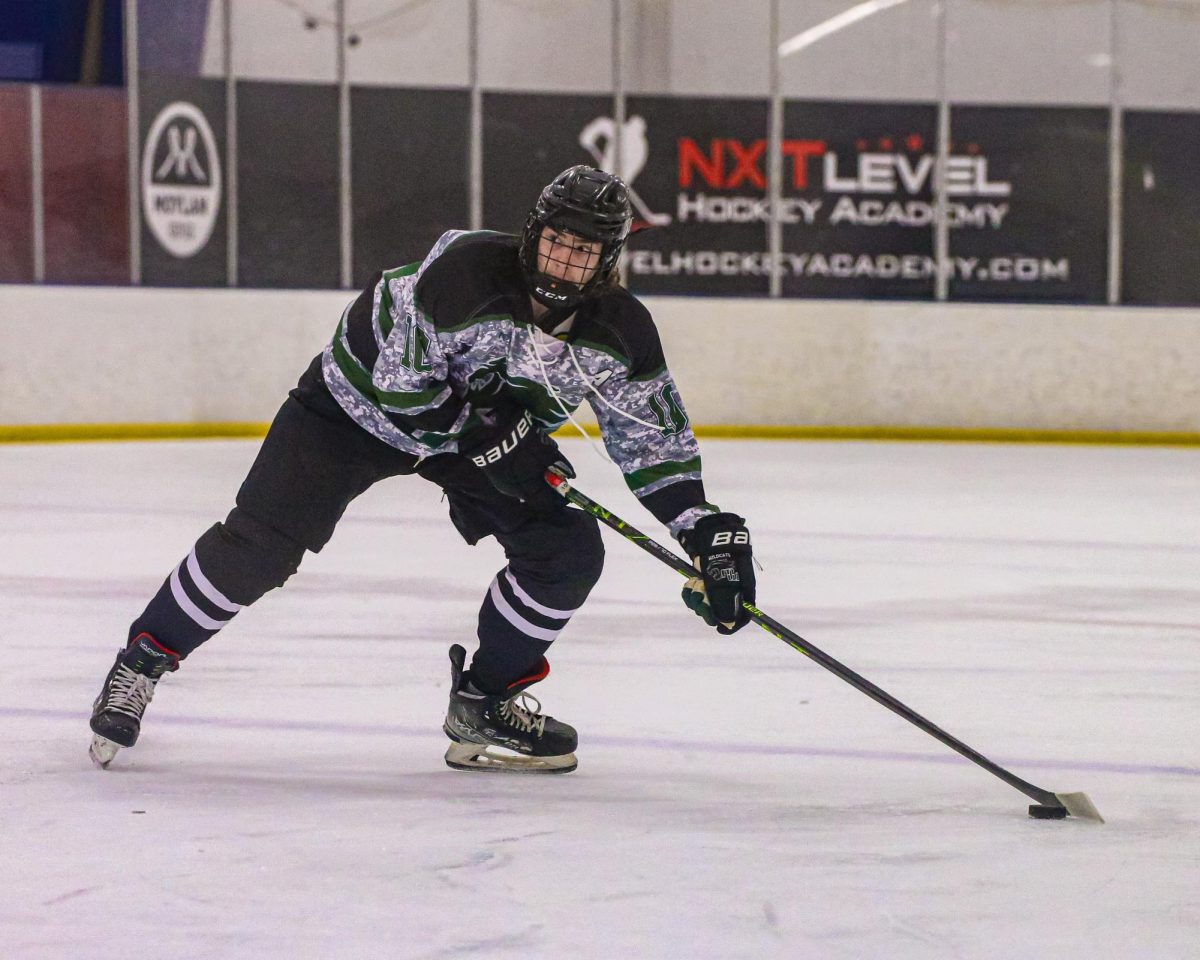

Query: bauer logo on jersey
[{"left": 142, "top": 101, "right": 221, "bottom": 258}]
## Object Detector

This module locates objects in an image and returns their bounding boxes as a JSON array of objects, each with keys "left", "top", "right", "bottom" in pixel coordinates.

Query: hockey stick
[{"left": 546, "top": 470, "right": 1104, "bottom": 823}]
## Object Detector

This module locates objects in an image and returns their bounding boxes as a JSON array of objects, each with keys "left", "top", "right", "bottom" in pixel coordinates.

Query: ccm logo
[
  {"left": 711, "top": 531, "right": 749, "bottom": 547},
  {"left": 471, "top": 410, "right": 533, "bottom": 467}
]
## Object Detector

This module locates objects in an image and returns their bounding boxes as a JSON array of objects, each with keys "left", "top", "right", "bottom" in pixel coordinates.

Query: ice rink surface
[{"left": 2, "top": 437, "right": 1197, "bottom": 959}]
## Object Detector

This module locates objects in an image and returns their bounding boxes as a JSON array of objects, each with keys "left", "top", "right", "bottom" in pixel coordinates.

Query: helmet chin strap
[
  {"left": 530, "top": 273, "right": 585, "bottom": 306},
  {"left": 529, "top": 298, "right": 579, "bottom": 333},
  {"left": 528, "top": 273, "right": 590, "bottom": 331}
]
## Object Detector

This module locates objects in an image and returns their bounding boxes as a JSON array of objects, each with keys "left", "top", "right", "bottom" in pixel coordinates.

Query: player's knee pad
[
  {"left": 545, "top": 510, "right": 605, "bottom": 596},
  {"left": 503, "top": 509, "right": 604, "bottom": 609},
  {"left": 195, "top": 509, "right": 307, "bottom": 604},
  {"left": 569, "top": 510, "right": 605, "bottom": 581}
]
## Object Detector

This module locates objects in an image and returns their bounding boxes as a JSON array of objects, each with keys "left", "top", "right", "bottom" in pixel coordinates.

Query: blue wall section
[{"left": 0, "top": 0, "right": 125, "bottom": 84}]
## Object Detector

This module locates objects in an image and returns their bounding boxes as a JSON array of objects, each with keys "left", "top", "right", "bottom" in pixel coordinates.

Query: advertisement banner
[
  {"left": 351, "top": 86, "right": 469, "bottom": 289},
  {"left": 621, "top": 95, "right": 772, "bottom": 296},
  {"left": 0, "top": 86, "right": 33, "bottom": 283},
  {"left": 947, "top": 106, "right": 1108, "bottom": 303},
  {"left": 782, "top": 100, "right": 938, "bottom": 299},
  {"left": 139, "top": 73, "right": 227, "bottom": 287},
  {"left": 237, "top": 80, "right": 340, "bottom": 289},
  {"left": 44, "top": 87, "right": 130, "bottom": 285},
  {"left": 124, "top": 81, "right": 1145, "bottom": 304},
  {"left": 482, "top": 92, "right": 612, "bottom": 239},
  {"left": 486, "top": 92, "right": 765, "bottom": 294},
  {"left": 482, "top": 95, "right": 772, "bottom": 296},
  {"left": 480, "top": 94, "right": 1110, "bottom": 302},
  {"left": 1122, "top": 110, "right": 1200, "bottom": 306}
]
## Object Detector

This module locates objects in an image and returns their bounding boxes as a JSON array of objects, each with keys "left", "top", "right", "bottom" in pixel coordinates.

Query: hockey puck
[{"left": 1028, "top": 803, "right": 1068, "bottom": 820}]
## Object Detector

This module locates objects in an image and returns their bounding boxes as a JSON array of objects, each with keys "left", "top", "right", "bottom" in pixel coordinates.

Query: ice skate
[
  {"left": 89, "top": 633, "right": 180, "bottom": 768},
  {"left": 443, "top": 644, "right": 578, "bottom": 774}
]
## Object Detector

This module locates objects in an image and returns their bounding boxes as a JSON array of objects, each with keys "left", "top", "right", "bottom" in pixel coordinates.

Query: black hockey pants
[{"left": 128, "top": 356, "right": 605, "bottom": 690}]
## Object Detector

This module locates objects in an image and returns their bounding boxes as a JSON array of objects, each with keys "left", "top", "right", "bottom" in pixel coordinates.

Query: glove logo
[
  {"left": 471, "top": 410, "right": 533, "bottom": 467},
  {"left": 711, "top": 530, "right": 750, "bottom": 547},
  {"left": 708, "top": 564, "right": 740, "bottom": 583}
]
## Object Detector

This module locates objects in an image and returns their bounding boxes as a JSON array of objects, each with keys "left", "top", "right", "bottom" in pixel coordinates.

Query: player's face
[{"left": 537, "top": 227, "right": 602, "bottom": 286}]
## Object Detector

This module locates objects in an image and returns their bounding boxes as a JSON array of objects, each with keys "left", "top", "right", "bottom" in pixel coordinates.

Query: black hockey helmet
[{"left": 519, "top": 165, "right": 633, "bottom": 310}]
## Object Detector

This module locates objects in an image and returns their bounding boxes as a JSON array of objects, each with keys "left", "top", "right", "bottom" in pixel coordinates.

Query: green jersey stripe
[
  {"left": 623, "top": 456, "right": 702, "bottom": 492},
  {"left": 628, "top": 362, "right": 668, "bottom": 382},
  {"left": 376, "top": 262, "right": 419, "bottom": 342},
  {"left": 377, "top": 285, "right": 395, "bottom": 343},
  {"left": 376, "top": 383, "right": 449, "bottom": 411},
  {"left": 382, "top": 262, "right": 420, "bottom": 283},
  {"left": 332, "top": 335, "right": 376, "bottom": 400}
]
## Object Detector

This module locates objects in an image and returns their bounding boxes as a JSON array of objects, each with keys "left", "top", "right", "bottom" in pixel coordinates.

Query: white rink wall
[{"left": 2, "top": 284, "right": 1200, "bottom": 432}]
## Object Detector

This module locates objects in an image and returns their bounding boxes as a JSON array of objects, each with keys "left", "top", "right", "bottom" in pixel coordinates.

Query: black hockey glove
[
  {"left": 462, "top": 408, "right": 574, "bottom": 514},
  {"left": 679, "top": 512, "right": 755, "bottom": 635}
]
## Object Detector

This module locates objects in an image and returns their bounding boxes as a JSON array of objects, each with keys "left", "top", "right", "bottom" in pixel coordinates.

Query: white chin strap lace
[{"left": 524, "top": 330, "right": 664, "bottom": 465}]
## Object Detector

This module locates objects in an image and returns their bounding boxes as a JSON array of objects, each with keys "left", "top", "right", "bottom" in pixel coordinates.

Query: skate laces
[
  {"left": 104, "top": 664, "right": 157, "bottom": 720},
  {"left": 499, "top": 692, "right": 547, "bottom": 738}
]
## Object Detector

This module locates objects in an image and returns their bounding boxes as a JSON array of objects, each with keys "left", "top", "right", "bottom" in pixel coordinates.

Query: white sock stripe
[
  {"left": 185, "top": 548, "right": 241, "bottom": 613},
  {"left": 488, "top": 579, "right": 563, "bottom": 643},
  {"left": 169, "top": 564, "right": 233, "bottom": 632},
  {"left": 501, "top": 569, "right": 578, "bottom": 620}
]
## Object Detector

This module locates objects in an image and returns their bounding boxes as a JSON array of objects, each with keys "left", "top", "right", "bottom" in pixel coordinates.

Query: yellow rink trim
[
  {"left": 690, "top": 424, "right": 1200, "bottom": 446},
  {"left": 3, "top": 421, "right": 1200, "bottom": 447},
  {"left": 0, "top": 422, "right": 271, "bottom": 443}
]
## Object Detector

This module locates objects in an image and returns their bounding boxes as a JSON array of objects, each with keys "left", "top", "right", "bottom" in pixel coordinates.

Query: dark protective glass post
[
  {"left": 611, "top": 0, "right": 626, "bottom": 276},
  {"left": 469, "top": 0, "right": 482, "bottom": 231},
  {"left": 223, "top": 0, "right": 237, "bottom": 287},
  {"left": 1117, "top": 0, "right": 1200, "bottom": 306},
  {"left": 768, "top": 0, "right": 782, "bottom": 298},
  {"left": 124, "top": 0, "right": 139, "bottom": 283},
  {"left": 337, "top": 0, "right": 351, "bottom": 289},
  {"left": 1107, "top": 0, "right": 1121, "bottom": 305},
  {"left": 934, "top": 0, "right": 949, "bottom": 302}
]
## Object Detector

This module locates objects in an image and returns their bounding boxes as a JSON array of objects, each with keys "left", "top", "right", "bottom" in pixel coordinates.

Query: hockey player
[{"left": 89, "top": 165, "right": 757, "bottom": 774}]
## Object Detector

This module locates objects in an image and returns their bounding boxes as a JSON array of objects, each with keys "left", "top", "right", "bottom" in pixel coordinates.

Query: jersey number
[
  {"left": 399, "top": 318, "right": 433, "bottom": 374},
  {"left": 648, "top": 384, "right": 688, "bottom": 437}
]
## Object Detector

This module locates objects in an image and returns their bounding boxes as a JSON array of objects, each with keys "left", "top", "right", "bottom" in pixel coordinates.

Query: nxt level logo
[
  {"left": 678, "top": 137, "right": 1010, "bottom": 195},
  {"left": 675, "top": 137, "right": 1011, "bottom": 228},
  {"left": 142, "top": 101, "right": 221, "bottom": 258}
]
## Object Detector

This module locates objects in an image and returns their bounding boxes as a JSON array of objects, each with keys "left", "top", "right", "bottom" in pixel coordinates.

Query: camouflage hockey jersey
[{"left": 321, "top": 230, "right": 716, "bottom": 535}]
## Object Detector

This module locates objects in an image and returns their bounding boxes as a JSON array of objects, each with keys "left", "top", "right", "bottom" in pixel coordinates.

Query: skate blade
[
  {"left": 89, "top": 734, "right": 121, "bottom": 769},
  {"left": 444, "top": 741, "right": 577, "bottom": 774}
]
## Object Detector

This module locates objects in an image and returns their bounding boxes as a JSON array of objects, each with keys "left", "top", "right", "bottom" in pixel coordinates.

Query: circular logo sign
[{"left": 142, "top": 101, "right": 221, "bottom": 258}]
